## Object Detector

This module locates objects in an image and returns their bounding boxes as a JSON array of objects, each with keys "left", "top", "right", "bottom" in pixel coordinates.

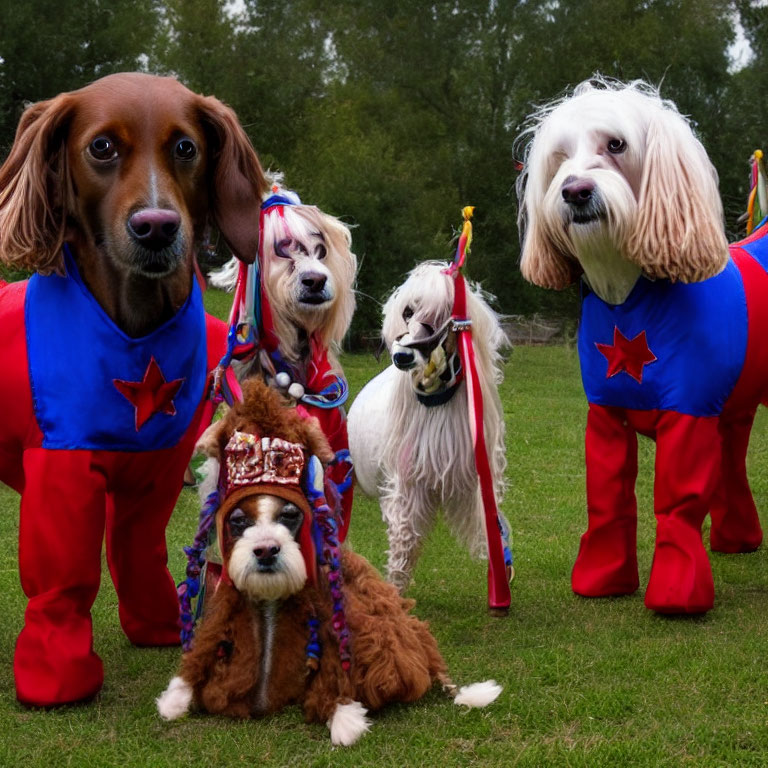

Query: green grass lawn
[{"left": 3, "top": 343, "right": 768, "bottom": 767}]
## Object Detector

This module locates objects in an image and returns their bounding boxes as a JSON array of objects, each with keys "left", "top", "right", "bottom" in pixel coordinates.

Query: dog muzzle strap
[{"left": 415, "top": 349, "right": 463, "bottom": 407}]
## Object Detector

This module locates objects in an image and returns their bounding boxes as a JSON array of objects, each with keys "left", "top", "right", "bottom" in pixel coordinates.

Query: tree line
[{"left": 1, "top": 0, "right": 766, "bottom": 344}]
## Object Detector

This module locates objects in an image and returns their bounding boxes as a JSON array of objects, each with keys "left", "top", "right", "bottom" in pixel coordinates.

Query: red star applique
[
  {"left": 595, "top": 327, "right": 657, "bottom": 384},
  {"left": 114, "top": 357, "right": 185, "bottom": 431}
]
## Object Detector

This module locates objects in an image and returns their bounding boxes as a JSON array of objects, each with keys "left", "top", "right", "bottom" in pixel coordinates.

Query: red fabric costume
[
  {"left": 0, "top": 273, "right": 227, "bottom": 706},
  {"left": 573, "top": 223, "right": 768, "bottom": 613}
]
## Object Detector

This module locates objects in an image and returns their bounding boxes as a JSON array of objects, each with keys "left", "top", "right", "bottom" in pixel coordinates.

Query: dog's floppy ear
[
  {"left": 518, "top": 168, "right": 580, "bottom": 290},
  {"left": 626, "top": 109, "right": 728, "bottom": 282},
  {"left": 0, "top": 94, "right": 75, "bottom": 275},
  {"left": 519, "top": 213, "right": 581, "bottom": 290},
  {"left": 197, "top": 95, "right": 267, "bottom": 264}
]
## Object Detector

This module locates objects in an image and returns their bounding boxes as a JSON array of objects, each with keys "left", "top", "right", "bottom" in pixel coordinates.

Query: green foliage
[
  {"left": 0, "top": 0, "right": 159, "bottom": 149},
  {"left": 0, "top": 0, "right": 765, "bottom": 340}
]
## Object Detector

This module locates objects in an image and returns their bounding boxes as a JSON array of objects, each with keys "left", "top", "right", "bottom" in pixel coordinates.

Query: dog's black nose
[
  {"left": 254, "top": 545, "right": 281, "bottom": 561},
  {"left": 127, "top": 208, "right": 181, "bottom": 250},
  {"left": 301, "top": 272, "right": 327, "bottom": 293},
  {"left": 393, "top": 350, "right": 416, "bottom": 370},
  {"left": 561, "top": 178, "right": 595, "bottom": 206}
]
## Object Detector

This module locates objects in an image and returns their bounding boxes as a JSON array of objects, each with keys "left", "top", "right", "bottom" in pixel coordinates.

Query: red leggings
[{"left": 13, "top": 429, "right": 202, "bottom": 706}]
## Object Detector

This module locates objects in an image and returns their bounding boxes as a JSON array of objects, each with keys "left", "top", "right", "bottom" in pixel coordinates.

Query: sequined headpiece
[{"left": 224, "top": 431, "right": 305, "bottom": 492}]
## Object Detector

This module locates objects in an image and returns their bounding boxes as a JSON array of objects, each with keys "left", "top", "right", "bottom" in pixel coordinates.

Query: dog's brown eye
[
  {"left": 316, "top": 244, "right": 327, "bottom": 260},
  {"left": 175, "top": 138, "right": 197, "bottom": 161},
  {"left": 607, "top": 138, "right": 626, "bottom": 154},
  {"left": 403, "top": 306, "right": 414, "bottom": 322},
  {"left": 88, "top": 136, "right": 117, "bottom": 162}
]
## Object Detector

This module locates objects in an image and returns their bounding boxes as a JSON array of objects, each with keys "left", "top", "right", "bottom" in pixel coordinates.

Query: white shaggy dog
[
  {"left": 348, "top": 261, "right": 511, "bottom": 595},
  {"left": 209, "top": 181, "right": 358, "bottom": 535},
  {"left": 210, "top": 185, "right": 357, "bottom": 375},
  {"left": 517, "top": 77, "right": 727, "bottom": 300},
  {"left": 516, "top": 77, "right": 768, "bottom": 614}
]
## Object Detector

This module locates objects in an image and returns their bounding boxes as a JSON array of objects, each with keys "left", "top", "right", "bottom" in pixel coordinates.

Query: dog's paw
[
  {"left": 387, "top": 568, "right": 411, "bottom": 595},
  {"left": 454, "top": 680, "right": 502, "bottom": 708},
  {"left": 327, "top": 700, "right": 371, "bottom": 746},
  {"left": 156, "top": 676, "right": 193, "bottom": 720}
]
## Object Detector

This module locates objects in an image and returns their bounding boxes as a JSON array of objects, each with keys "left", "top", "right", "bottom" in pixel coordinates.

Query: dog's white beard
[
  {"left": 228, "top": 525, "right": 307, "bottom": 601},
  {"left": 541, "top": 168, "right": 641, "bottom": 304},
  {"left": 570, "top": 224, "right": 642, "bottom": 305},
  {"left": 384, "top": 372, "right": 476, "bottom": 493}
]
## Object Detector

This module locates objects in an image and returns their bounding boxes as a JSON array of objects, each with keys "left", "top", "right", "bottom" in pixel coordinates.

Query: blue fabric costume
[
  {"left": 27, "top": 247, "right": 207, "bottom": 450},
  {"left": 572, "top": 223, "right": 768, "bottom": 614}
]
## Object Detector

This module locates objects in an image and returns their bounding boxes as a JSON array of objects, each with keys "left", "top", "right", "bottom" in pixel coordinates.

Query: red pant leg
[
  {"left": 644, "top": 412, "right": 718, "bottom": 614},
  {"left": 710, "top": 409, "right": 763, "bottom": 553},
  {"left": 104, "top": 443, "right": 194, "bottom": 647},
  {"left": 572, "top": 404, "right": 640, "bottom": 597},
  {"left": 15, "top": 449, "right": 107, "bottom": 706},
  {"left": 0, "top": 280, "right": 36, "bottom": 493}
]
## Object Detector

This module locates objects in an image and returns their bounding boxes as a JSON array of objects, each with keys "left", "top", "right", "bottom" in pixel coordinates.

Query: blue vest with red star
[
  {"left": 26, "top": 247, "right": 207, "bottom": 451},
  {"left": 578, "top": 258, "right": 752, "bottom": 418}
]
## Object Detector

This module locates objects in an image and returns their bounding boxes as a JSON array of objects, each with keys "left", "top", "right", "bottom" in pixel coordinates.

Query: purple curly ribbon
[
  {"left": 305, "top": 459, "right": 351, "bottom": 672},
  {"left": 178, "top": 487, "right": 221, "bottom": 651}
]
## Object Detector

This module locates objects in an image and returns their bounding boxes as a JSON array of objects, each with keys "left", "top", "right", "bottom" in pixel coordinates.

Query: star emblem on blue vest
[{"left": 114, "top": 357, "right": 185, "bottom": 431}]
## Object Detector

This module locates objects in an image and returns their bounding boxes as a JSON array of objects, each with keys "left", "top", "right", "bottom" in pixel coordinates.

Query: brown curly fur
[
  {"left": 178, "top": 548, "right": 448, "bottom": 722},
  {"left": 196, "top": 378, "right": 335, "bottom": 465},
  {"left": 175, "top": 375, "right": 449, "bottom": 724}
]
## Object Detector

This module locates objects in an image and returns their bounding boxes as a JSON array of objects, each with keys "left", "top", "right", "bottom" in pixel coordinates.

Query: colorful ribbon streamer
[{"left": 446, "top": 207, "right": 511, "bottom": 613}]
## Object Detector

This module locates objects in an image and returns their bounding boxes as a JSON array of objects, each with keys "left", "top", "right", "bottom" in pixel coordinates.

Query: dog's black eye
[
  {"left": 607, "top": 138, "right": 626, "bottom": 154},
  {"left": 228, "top": 508, "right": 252, "bottom": 538},
  {"left": 88, "top": 136, "right": 117, "bottom": 162},
  {"left": 275, "top": 238, "right": 293, "bottom": 259},
  {"left": 277, "top": 503, "right": 303, "bottom": 536},
  {"left": 175, "top": 138, "right": 197, "bottom": 161},
  {"left": 403, "top": 306, "right": 414, "bottom": 322},
  {"left": 316, "top": 244, "right": 327, "bottom": 260}
]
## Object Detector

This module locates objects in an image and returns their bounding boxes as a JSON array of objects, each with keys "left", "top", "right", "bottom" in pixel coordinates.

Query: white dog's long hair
[
  {"left": 516, "top": 77, "right": 728, "bottom": 296},
  {"left": 349, "top": 262, "right": 509, "bottom": 591},
  {"left": 380, "top": 262, "right": 508, "bottom": 523},
  {"left": 210, "top": 178, "right": 357, "bottom": 369}
]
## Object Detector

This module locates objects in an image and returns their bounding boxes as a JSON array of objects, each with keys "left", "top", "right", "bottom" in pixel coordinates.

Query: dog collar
[
  {"left": 416, "top": 379, "right": 462, "bottom": 407},
  {"left": 415, "top": 351, "right": 463, "bottom": 407}
]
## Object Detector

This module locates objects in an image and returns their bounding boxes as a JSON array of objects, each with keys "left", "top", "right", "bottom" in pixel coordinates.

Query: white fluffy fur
[
  {"left": 327, "top": 700, "right": 371, "bottom": 746},
  {"left": 453, "top": 680, "right": 503, "bottom": 708},
  {"left": 207, "top": 256, "right": 240, "bottom": 291},
  {"left": 517, "top": 76, "right": 729, "bottom": 299},
  {"left": 227, "top": 515, "right": 308, "bottom": 601},
  {"left": 156, "top": 676, "right": 193, "bottom": 721},
  {"left": 196, "top": 456, "right": 220, "bottom": 504},
  {"left": 348, "top": 261, "right": 509, "bottom": 592}
]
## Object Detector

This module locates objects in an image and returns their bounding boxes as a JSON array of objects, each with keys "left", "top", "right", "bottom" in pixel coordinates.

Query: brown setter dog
[{"left": 0, "top": 72, "right": 265, "bottom": 706}]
